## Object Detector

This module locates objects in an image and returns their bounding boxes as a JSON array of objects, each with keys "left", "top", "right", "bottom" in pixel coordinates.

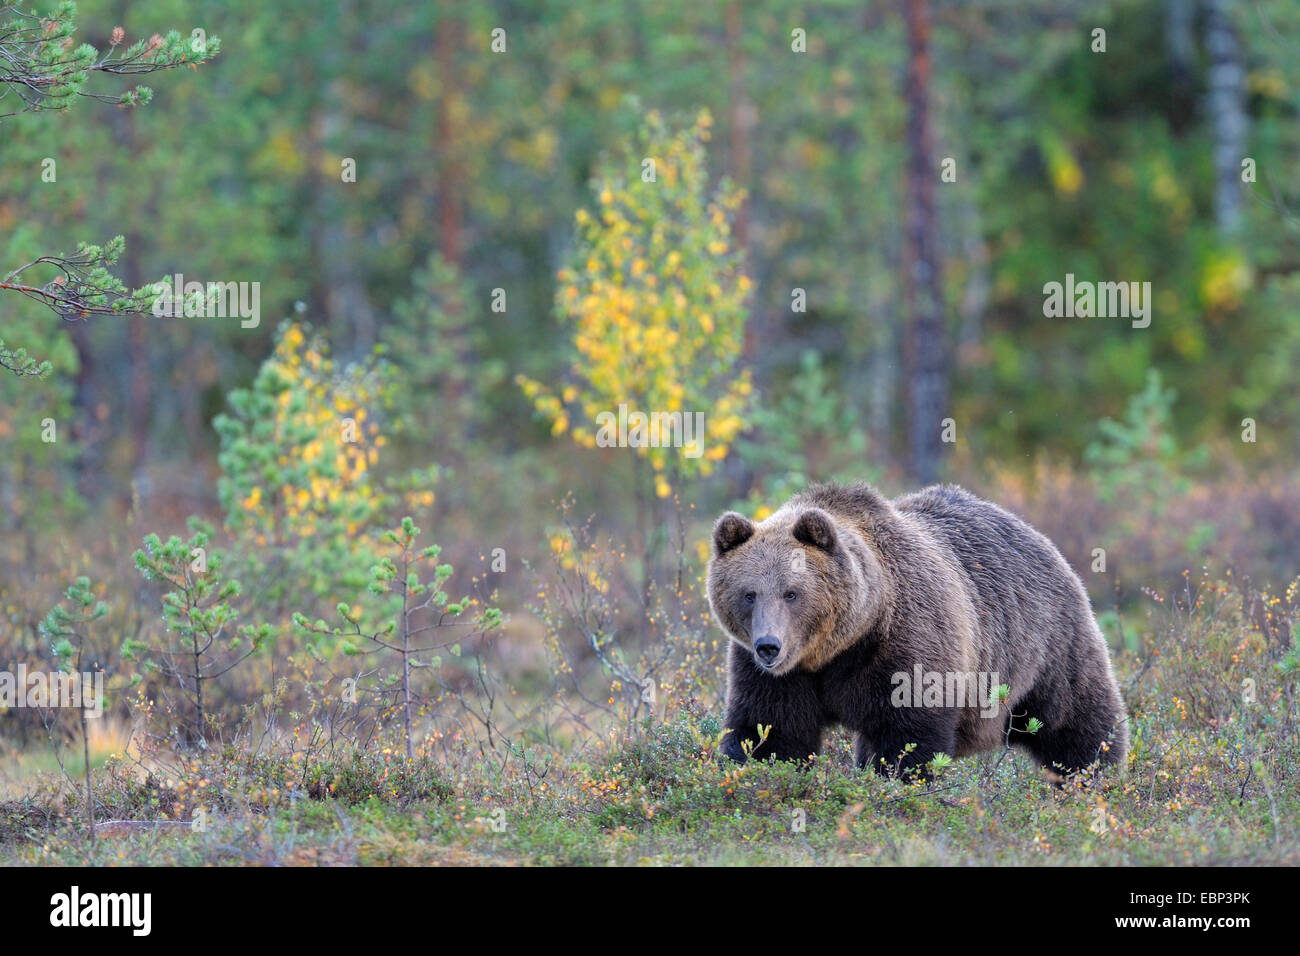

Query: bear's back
[
  {"left": 893, "top": 483, "right": 1091, "bottom": 687},
  {"left": 892, "top": 484, "right": 1071, "bottom": 586}
]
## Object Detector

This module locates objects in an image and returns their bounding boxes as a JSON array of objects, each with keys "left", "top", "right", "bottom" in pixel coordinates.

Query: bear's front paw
[{"left": 719, "top": 731, "right": 749, "bottom": 764}]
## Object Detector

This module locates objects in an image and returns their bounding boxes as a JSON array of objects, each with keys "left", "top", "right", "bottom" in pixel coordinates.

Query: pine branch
[
  {"left": 0, "top": 2, "right": 220, "bottom": 120},
  {"left": 0, "top": 3, "right": 220, "bottom": 376}
]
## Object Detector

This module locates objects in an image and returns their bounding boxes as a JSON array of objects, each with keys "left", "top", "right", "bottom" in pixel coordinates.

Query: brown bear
[{"left": 707, "top": 482, "right": 1128, "bottom": 778}]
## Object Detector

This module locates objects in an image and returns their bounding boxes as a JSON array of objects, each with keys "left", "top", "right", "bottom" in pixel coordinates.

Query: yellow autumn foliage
[
  {"left": 518, "top": 110, "right": 752, "bottom": 497},
  {"left": 225, "top": 322, "right": 388, "bottom": 544}
]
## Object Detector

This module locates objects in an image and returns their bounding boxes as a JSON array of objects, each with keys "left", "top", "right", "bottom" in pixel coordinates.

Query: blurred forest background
[{"left": 1, "top": 0, "right": 1299, "bottom": 854}]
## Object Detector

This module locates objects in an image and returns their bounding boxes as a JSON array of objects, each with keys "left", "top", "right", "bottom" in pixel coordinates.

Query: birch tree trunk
[{"left": 1205, "top": 0, "right": 1246, "bottom": 237}]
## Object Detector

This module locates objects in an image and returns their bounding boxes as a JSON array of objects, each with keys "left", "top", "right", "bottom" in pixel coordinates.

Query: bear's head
[{"left": 706, "top": 504, "right": 886, "bottom": 674}]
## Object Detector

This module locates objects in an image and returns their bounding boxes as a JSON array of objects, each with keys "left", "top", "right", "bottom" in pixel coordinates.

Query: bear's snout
[{"left": 754, "top": 636, "right": 782, "bottom": 666}]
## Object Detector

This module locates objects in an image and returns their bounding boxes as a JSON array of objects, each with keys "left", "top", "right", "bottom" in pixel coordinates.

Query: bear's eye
[
  {"left": 784, "top": 590, "right": 798, "bottom": 603},
  {"left": 743, "top": 591, "right": 756, "bottom": 605}
]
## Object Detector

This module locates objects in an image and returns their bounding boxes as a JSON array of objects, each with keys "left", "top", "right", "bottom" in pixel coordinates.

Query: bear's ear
[
  {"left": 792, "top": 507, "right": 838, "bottom": 552},
  {"left": 712, "top": 511, "right": 756, "bottom": 556}
]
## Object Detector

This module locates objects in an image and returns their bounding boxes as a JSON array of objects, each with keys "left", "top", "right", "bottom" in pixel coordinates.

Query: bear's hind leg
[{"left": 1011, "top": 693, "right": 1128, "bottom": 777}]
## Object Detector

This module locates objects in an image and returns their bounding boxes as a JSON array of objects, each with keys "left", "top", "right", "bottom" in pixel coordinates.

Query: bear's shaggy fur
[{"left": 707, "top": 482, "right": 1128, "bottom": 778}]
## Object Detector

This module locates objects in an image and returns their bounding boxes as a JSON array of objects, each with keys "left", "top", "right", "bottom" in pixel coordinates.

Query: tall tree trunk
[
  {"left": 726, "top": 2, "right": 762, "bottom": 363},
  {"left": 68, "top": 321, "right": 99, "bottom": 501},
  {"left": 309, "top": 13, "right": 377, "bottom": 358},
  {"left": 436, "top": 3, "right": 464, "bottom": 268},
  {"left": 725, "top": 3, "right": 752, "bottom": 252},
  {"left": 112, "top": 0, "right": 150, "bottom": 510},
  {"left": 1165, "top": 0, "right": 1196, "bottom": 133},
  {"left": 901, "top": 0, "right": 947, "bottom": 484},
  {"left": 1205, "top": 0, "right": 1246, "bottom": 236}
]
